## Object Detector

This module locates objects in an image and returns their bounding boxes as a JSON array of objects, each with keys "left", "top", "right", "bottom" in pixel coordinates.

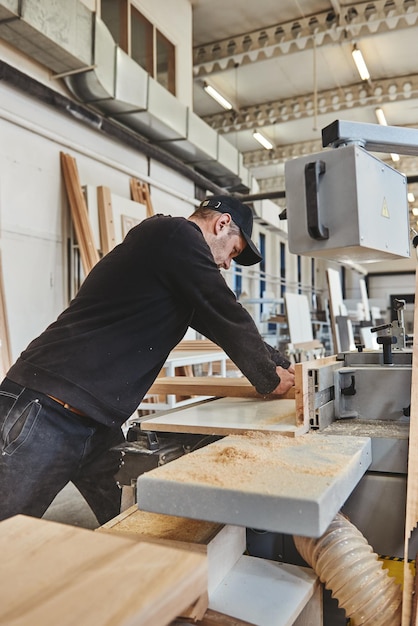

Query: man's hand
[{"left": 270, "top": 365, "right": 295, "bottom": 395}]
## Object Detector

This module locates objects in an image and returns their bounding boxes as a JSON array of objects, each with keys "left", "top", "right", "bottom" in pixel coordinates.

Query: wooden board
[
  {"left": 98, "top": 506, "right": 246, "bottom": 597},
  {"left": 148, "top": 376, "right": 295, "bottom": 400},
  {"left": 403, "top": 259, "right": 418, "bottom": 625},
  {"left": 137, "top": 431, "right": 371, "bottom": 538},
  {"left": 174, "top": 340, "right": 224, "bottom": 352},
  {"left": 60, "top": 152, "right": 100, "bottom": 275},
  {"left": 98, "top": 505, "right": 224, "bottom": 549},
  {"left": 97, "top": 185, "right": 116, "bottom": 254},
  {"left": 0, "top": 515, "right": 206, "bottom": 626},
  {"left": 141, "top": 397, "right": 304, "bottom": 436},
  {"left": 0, "top": 252, "right": 11, "bottom": 377}
]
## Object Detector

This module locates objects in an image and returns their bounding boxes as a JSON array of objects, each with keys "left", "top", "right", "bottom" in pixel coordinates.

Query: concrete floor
[{"left": 42, "top": 482, "right": 100, "bottom": 530}]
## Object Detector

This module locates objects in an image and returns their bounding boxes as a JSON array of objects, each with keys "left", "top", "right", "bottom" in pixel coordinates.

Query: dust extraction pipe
[{"left": 294, "top": 512, "right": 402, "bottom": 626}]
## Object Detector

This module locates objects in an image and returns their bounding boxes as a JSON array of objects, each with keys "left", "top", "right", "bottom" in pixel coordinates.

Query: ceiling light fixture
[
  {"left": 408, "top": 192, "right": 415, "bottom": 203},
  {"left": 352, "top": 44, "right": 370, "bottom": 81},
  {"left": 375, "top": 107, "right": 388, "bottom": 126},
  {"left": 203, "top": 83, "right": 233, "bottom": 110},
  {"left": 253, "top": 130, "right": 274, "bottom": 150},
  {"left": 375, "top": 108, "right": 399, "bottom": 162}
]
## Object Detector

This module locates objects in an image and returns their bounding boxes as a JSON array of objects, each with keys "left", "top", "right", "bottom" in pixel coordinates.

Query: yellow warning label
[{"left": 382, "top": 198, "right": 390, "bottom": 218}]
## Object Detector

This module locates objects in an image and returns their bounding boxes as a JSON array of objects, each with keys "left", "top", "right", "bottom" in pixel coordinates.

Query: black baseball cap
[{"left": 200, "top": 195, "right": 262, "bottom": 266}]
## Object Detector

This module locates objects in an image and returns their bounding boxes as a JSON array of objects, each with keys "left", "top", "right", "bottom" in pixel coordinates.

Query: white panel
[
  {"left": 148, "top": 160, "right": 196, "bottom": 218},
  {"left": 285, "top": 293, "right": 313, "bottom": 343},
  {"left": 1, "top": 234, "right": 64, "bottom": 360},
  {"left": 217, "top": 134, "right": 239, "bottom": 174}
]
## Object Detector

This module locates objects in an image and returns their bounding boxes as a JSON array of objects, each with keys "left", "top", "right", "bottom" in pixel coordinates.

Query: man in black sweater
[{"left": 0, "top": 195, "right": 294, "bottom": 523}]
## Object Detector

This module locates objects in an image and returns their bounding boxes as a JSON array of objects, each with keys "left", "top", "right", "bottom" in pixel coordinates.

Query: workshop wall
[{"left": 0, "top": 0, "right": 379, "bottom": 365}]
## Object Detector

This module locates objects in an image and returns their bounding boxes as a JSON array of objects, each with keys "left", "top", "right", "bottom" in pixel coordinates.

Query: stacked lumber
[{"left": 130, "top": 177, "right": 154, "bottom": 217}]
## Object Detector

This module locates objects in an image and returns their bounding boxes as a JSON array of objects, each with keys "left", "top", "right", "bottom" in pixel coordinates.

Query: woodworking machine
[
  {"left": 284, "top": 119, "right": 418, "bottom": 560},
  {"left": 120, "top": 120, "right": 418, "bottom": 579}
]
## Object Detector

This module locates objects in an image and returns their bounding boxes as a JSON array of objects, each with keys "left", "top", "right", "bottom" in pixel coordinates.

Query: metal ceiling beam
[
  {"left": 247, "top": 156, "right": 418, "bottom": 191},
  {"left": 202, "top": 73, "right": 418, "bottom": 134},
  {"left": 243, "top": 136, "right": 418, "bottom": 176},
  {"left": 243, "top": 139, "right": 323, "bottom": 169},
  {"left": 193, "top": 0, "right": 418, "bottom": 77}
]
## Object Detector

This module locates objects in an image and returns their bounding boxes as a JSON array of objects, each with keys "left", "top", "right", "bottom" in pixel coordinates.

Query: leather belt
[{"left": 47, "top": 394, "right": 87, "bottom": 417}]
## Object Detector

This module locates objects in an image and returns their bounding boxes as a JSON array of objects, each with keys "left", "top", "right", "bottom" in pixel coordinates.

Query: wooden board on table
[
  {"left": 98, "top": 505, "right": 224, "bottom": 549},
  {"left": 0, "top": 515, "right": 206, "bottom": 626},
  {"left": 148, "top": 376, "right": 295, "bottom": 400},
  {"left": 98, "top": 506, "right": 246, "bottom": 597},
  {"left": 137, "top": 431, "right": 371, "bottom": 538},
  {"left": 141, "top": 396, "right": 303, "bottom": 436}
]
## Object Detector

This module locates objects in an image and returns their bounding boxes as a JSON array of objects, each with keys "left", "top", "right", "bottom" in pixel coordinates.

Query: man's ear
[{"left": 214, "top": 212, "right": 232, "bottom": 234}]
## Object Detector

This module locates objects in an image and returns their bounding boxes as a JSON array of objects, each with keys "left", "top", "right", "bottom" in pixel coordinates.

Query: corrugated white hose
[{"left": 293, "top": 512, "right": 402, "bottom": 626}]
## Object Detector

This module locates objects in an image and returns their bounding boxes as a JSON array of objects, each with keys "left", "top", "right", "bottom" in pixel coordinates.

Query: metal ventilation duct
[
  {"left": 0, "top": 0, "right": 246, "bottom": 190},
  {"left": 65, "top": 15, "right": 244, "bottom": 189},
  {"left": 0, "top": 0, "right": 92, "bottom": 74}
]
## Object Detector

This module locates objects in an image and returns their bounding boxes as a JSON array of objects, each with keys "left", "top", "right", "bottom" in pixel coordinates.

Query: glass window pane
[
  {"left": 101, "top": 0, "right": 128, "bottom": 52},
  {"left": 156, "top": 30, "right": 175, "bottom": 94},
  {"left": 131, "top": 7, "right": 153, "bottom": 74}
]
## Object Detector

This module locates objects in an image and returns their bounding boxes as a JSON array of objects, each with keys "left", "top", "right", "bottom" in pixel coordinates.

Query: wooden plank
[
  {"left": 148, "top": 376, "right": 295, "bottom": 400},
  {"left": 98, "top": 505, "right": 224, "bottom": 549},
  {"left": 97, "top": 185, "right": 116, "bottom": 254},
  {"left": 130, "top": 178, "right": 154, "bottom": 217},
  {"left": 60, "top": 152, "right": 100, "bottom": 275},
  {"left": 142, "top": 180, "right": 155, "bottom": 217},
  {"left": 140, "top": 397, "right": 303, "bottom": 436},
  {"left": 402, "top": 261, "right": 418, "bottom": 625},
  {"left": 171, "top": 609, "right": 256, "bottom": 625},
  {"left": 98, "top": 506, "right": 245, "bottom": 596},
  {"left": 0, "top": 515, "right": 206, "bottom": 626},
  {"left": 175, "top": 340, "right": 224, "bottom": 352},
  {"left": 0, "top": 252, "right": 11, "bottom": 377}
]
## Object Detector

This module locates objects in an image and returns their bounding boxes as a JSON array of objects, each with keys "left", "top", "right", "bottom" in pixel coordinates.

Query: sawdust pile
[
  {"left": 146, "top": 431, "right": 360, "bottom": 494},
  {"left": 107, "top": 509, "right": 220, "bottom": 543}
]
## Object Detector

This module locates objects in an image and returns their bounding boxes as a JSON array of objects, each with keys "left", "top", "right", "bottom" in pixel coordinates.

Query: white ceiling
[{"left": 190, "top": 0, "right": 418, "bottom": 212}]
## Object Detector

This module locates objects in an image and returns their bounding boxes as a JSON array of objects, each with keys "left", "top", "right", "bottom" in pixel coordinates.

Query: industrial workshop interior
[{"left": 3, "top": 0, "right": 418, "bottom": 624}]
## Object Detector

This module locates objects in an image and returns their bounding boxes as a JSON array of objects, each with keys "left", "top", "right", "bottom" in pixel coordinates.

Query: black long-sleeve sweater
[{"left": 8, "top": 215, "right": 290, "bottom": 427}]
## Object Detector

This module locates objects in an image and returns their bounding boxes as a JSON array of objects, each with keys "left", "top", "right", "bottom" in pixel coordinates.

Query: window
[
  {"left": 101, "top": 0, "right": 128, "bottom": 51},
  {"left": 131, "top": 7, "right": 153, "bottom": 74},
  {"left": 101, "top": 1, "right": 176, "bottom": 95}
]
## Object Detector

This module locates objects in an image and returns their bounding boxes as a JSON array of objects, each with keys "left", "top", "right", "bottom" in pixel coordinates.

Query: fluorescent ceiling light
[
  {"left": 375, "top": 108, "right": 387, "bottom": 126},
  {"left": 352, "top": 45, "right": 370, "bottom": 81},
  {"left": 253, "top": 131, "right": 274, "bottom": 150},
  {"left": 408, "top": 192, "right": 415, "bottom": 203},
  {"left": 375, "top": 108, "right": 399, "bottom": 162},
  {"left": 203, "top": 84, "right": 233, "bottom": 110},
  {"left": 412, "top": 207, "right": 418, "bottom": 216}
]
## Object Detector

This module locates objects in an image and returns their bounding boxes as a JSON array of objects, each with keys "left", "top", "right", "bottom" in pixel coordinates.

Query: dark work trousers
[{"left": 0, "top": 378, "right": 125, "bottom": 525}]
